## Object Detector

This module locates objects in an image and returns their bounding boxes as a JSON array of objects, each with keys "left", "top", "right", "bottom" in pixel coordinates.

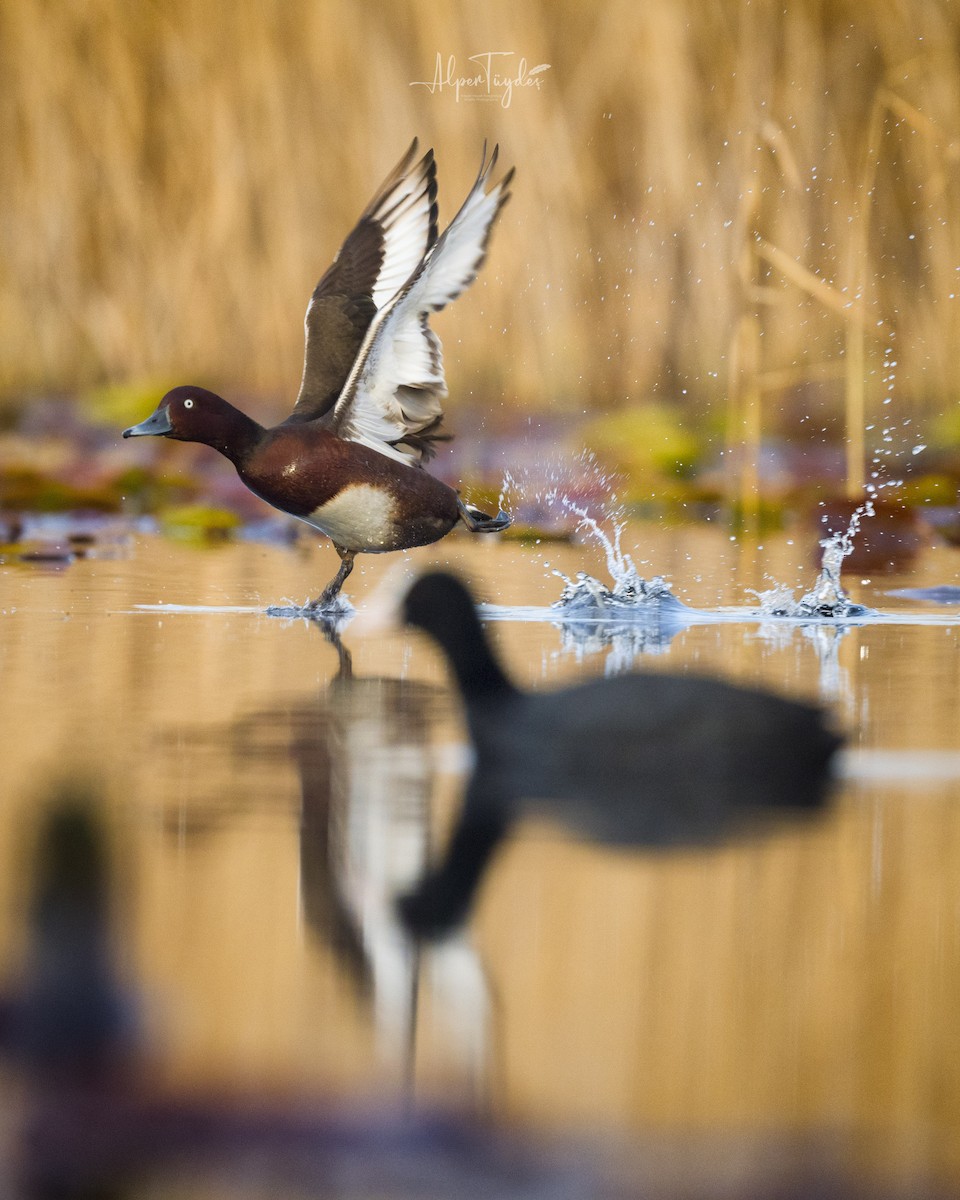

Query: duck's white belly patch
[{"left": 298, "top": 484, "right": 397, "bottom": 551}]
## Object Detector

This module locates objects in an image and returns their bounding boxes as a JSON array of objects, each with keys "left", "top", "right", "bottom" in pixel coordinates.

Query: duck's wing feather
[
  {"left": 287, "top": 140, "right": 439, "bottom": 424},
  {"left": 325, "top": 144, "right": 514, "bottom": 465}
]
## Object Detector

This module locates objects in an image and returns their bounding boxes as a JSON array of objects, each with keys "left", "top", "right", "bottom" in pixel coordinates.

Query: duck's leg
[
  {"left": 305, "top": 545, "right": 356, "bottom": 611},
  {"left": 457, "top": 497, "right": 512, "bottom": 533}
]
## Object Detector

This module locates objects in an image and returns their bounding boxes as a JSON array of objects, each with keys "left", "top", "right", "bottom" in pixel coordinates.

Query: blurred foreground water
[{"left": 1, "top": 520, "right": 960, "bottom": 1194}]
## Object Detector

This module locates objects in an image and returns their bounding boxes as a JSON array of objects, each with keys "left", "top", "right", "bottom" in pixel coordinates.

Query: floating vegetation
[
  {"left": 157, "top": 504, "right": 242, "bottom": 544},
  {"left": 0, "top": 514, "right": 133, "bottom": 567}
]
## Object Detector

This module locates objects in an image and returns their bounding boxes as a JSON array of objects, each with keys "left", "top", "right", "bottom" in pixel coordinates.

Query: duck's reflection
[
  {"left": 300, "top": 673, "right": 493, "bottom": 1086},
  {"left": 290, "top": 701, "right": 370, "bottom": 998},
  {"left": 153, "top": 619, "right": 492, "bottom": 1090}
]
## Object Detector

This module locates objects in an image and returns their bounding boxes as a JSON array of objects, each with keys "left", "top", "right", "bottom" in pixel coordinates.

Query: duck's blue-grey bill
[{"left": 122, "top": 409, "right": 172, "bottom": 437}]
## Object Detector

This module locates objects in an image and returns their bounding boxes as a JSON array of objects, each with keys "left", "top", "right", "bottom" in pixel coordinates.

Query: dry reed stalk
[{"left": 0, "top": 0, "right": 959, "bottom": 471}]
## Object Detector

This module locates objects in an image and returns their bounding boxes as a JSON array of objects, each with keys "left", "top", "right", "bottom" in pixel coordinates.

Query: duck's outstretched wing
[
  {"left": 287, "top": 140, "right": 439, "bottom": 423},
  {"left": 326, "top": 145, "right": 514, "bottom": 465}
]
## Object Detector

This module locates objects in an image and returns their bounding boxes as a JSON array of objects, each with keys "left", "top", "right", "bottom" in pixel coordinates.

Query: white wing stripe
[
  {"left": 331, "top": 147, "right": 512, "bottom": 466},
  {"left": 369, "top": 155, "right": 437, "bottom": 312}
]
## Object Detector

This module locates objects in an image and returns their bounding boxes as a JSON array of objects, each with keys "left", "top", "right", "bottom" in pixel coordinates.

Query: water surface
[{"left": 2, "top": 521, "right": 960, "bottom": 1190}]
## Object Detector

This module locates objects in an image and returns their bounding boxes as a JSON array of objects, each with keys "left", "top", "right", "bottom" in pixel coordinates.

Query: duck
[
  {"left": 123, "top": 141, "right": 514, "bottom": 612},
  {"left": 394, "top": 571, "right": 843, "bottom": 938}
]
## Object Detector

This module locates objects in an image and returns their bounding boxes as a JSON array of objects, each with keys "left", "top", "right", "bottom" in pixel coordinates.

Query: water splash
[
  {"left": 497, "top": 450, "right": 620, "bottom": 537},
  {"left": 750, "top": 331, "right": 914, "bottom": 623},
  {"left": 265, "top": 595, "right": 355, "bottom": 624},
  {"left": 496, "top": 455, "right": 692, "bottom": 622},
  {"left": 549, "top": 563, "right": 695, "bottom": 667},
  {"left": 507, "top": 446, "right": 887, "bottom": 633},
  {"left": 547, "top": 495, "right": 699, "bottom": 625},
  {"left": 553, "top": 568, "right": 681, "bottom": 615},
  {"left": 750, "top": 503, "right": 875, "bottom": 619}
]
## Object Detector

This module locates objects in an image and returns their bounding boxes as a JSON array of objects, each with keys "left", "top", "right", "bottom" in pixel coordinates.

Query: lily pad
[{"left": 158, "top": 504, "right": 243, "bottom": 543}]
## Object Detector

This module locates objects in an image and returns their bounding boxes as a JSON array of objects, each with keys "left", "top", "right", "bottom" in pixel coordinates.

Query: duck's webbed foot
[
  {"left": 266, "top": 546, "right": 356, "bottom": 621},
  {"left": 457, "top": 498, "right": 512, "bottom": 534}
]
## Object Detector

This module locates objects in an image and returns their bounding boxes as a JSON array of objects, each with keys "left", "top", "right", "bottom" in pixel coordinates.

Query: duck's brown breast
[{"left": 237, "top": 427, "right": 460, "bottom": 552}]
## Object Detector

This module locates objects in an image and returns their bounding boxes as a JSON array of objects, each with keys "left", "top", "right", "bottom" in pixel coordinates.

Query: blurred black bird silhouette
[
  {"left": 396, "top": 572, "right": 843, "bottom": 938},
  {"left": 2, "top": 796, "right": 134, "bottom": 1088}
]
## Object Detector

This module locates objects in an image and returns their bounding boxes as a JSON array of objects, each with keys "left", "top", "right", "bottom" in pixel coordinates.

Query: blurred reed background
[{"left": 2, "top": 0, "right": 959, "bottom": 488}]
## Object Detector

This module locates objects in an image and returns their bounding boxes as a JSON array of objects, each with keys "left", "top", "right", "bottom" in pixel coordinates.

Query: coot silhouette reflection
[{"left": 396, "top": 572, "right": 843, "bottom": 938}]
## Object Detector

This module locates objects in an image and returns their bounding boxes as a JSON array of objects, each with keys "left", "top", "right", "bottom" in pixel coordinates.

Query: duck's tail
[{"left": 457, "top": 498, "right": 512, "bottom": 534}]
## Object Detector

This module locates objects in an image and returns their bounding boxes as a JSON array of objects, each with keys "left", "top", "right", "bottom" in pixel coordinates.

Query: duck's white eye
[{"left": 184, "top": 398, "right": 194, "bottom": 409}]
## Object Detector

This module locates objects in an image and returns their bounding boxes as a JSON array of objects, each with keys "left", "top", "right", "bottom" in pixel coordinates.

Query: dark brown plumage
[{"left": 123, "top": 142, "right": 513, "bottom": 612}]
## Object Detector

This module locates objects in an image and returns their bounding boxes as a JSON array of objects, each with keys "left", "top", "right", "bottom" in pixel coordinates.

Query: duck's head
[{"left": 122, "top": 386, "right": 235, "bottom": 445}]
